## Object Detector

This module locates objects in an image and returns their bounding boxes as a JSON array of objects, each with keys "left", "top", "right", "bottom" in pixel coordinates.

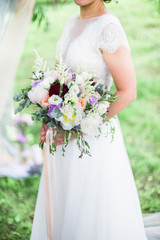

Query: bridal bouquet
[{"left": 14, "top": 50, "right": 117, "bottom": 158}]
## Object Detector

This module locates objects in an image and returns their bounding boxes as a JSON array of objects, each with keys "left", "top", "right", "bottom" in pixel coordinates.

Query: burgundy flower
[
  {"left": 49, "top": 83, "right": 68, "bottom": 98},
  {"left": 89, "top": 78, "right": 95, "bottom": 86}
]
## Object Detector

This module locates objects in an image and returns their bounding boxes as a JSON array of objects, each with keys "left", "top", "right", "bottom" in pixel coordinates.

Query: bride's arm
[{"left": 101, "top": 46, "right": 137, "bottom": 120}]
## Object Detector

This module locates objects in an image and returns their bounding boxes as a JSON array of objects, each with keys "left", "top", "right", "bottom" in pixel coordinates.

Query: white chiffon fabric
[
  {"left": 0, "top": 0, "right": 35, "bottom": 166},
  {"left": 31, "top": 11, "right": 148, "bottom": 240}
]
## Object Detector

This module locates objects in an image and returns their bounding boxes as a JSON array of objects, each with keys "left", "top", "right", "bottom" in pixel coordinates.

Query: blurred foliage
[
  {"left": 32, "top": 4, "right": 51, "bottom": 31},
  {"left": 0, "top": 0, "right": 160, "bottom": 238},
  {"left": 36, "top": 0, "right": 73, "bottom": 4}
]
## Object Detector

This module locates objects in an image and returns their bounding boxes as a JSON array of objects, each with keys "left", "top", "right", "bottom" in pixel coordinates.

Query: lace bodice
[{"left": 56, "top": 12, "right": 131, "bottom": 90}]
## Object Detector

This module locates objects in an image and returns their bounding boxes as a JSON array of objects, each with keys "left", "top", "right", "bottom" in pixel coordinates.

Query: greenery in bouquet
[{"left": 14, "top": 50, "right": 118, "bottom": 158}]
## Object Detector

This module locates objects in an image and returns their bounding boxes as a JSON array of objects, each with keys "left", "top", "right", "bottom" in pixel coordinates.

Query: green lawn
[{"left": 0, "top": 0, "right": 160, "bottom": 239}]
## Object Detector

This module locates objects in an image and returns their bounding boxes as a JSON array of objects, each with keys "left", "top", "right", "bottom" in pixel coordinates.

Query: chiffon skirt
[{"left": 30, "top": 115, "right": 148, "bottom": 240}]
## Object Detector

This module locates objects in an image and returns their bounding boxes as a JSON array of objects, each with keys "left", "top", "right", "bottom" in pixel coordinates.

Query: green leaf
[
  {"left": 14, "top": 106, "right": 23, "bottom": 114},
  {"left": 67, "top": 131, "right": 72, "bottom": 142},
  {"left": 50, "top": 108, "right": 63, "bottom": 119},
  {"left": 53, "top": 130, "right": 57, "bottom": 138},
  {"left": 84, "top": 140, "right": 90, "bottom": 149},
  {"left": 39, "top": 141, "right": 44, "bottom": 150},
  {"left": 13, "top": 92, "right": 23, "bottom": 102},
  {"left": 59, "top": 129, "right": 63, "bottom": 137},
  {"left": 47, "top": 122, "right": 56, "bottom": 128}
]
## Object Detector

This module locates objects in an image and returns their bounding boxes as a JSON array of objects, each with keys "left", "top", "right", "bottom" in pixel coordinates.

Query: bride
[{"left": 31, "top": 0, "right": 148, "bottom": 239}]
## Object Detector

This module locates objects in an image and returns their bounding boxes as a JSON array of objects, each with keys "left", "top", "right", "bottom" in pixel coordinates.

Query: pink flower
[
  {"left": 64, "top": 72, "right": 73, "bottom": 84},
  {"left": 81, "top": 95, "right": 90, "bottom": 109},
  {"left": 44, "top": 71, "right": 60, "bottom": 80},
  {"left": 28, "top": 85, "right": 48, "bottom": 104},
  {"left": 76, "top": 98, "right": 86, "bottom": 110},
  {"left": 39, "top": 95, "right": 50, "bottom": 108},
  {"left": 51, "top": 71, "right": 60, "bottom": 80},
  {"left": 76, "top": 96, "right": 89, "bottom": 109}
]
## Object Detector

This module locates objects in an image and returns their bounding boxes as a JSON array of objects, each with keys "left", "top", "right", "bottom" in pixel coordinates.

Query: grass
[
  {"left": 0, "top": 0, "right": 160, "bottom": 239},
  {"left": 0, "top": 175, "right": 40, "bottom": 240}
]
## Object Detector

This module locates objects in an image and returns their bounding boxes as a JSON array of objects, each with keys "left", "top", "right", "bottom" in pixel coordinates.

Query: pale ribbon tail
[{"left": 43, "top": 128, "right": 58, "bottom": 240}]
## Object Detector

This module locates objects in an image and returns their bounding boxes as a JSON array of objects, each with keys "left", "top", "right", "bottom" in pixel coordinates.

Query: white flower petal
[
  {"left": 28, "top": 85, "right": 48, "bottom": 104},
  {"left": 48, "top": 95, "right": 62, "bottom": 105}
]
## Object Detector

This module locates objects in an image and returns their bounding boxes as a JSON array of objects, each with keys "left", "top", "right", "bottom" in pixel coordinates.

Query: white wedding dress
[{"left": 30, "top": 12, "right": 148, "bottom": 240}]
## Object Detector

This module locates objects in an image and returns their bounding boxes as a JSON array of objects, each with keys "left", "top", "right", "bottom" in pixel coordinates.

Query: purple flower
[
  {"left": 47, "top": 105, "right": 60, "bottom": 118},
  {"left": 89, "top": 96, "right": 98, "bottom": 105},
  {"left": 13, "top": 115, "right": 24, "bottom": 125},
  {"left": 32, "top": 79, "right": 43, "bottom": 88},
  {"left": 16, "top": 131, "right": 27, "bottom": 143},
  {"left": 72, "top": 73, "right": 76, "bottom": 81}
]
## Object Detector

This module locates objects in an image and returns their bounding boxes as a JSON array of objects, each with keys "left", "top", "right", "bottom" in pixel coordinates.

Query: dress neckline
[{"left": 76, "top": 11, "right": 112, "bottom": 21}]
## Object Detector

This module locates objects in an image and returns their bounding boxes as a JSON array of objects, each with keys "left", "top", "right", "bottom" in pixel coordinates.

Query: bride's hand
[
  {"left": 54, "top": 129, "right": 77, "bottom": 146},
  {"left": 39, "top": 123, "right": 49, "bottom": 145},
  {"left": 39, "top": 123, "right": 77, "bottom": 146}
]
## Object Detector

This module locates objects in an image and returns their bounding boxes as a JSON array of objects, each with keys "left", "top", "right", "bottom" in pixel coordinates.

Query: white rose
[
  {"left": 76, "top": 75, "right": 84, "bottom": 85},
  {"left": 96, "top": 101, "right": 110, "bottom": 115},
  {"left": 81, "top": 71, "right": 92, "bottom": 81},
  {"left": 69, "top": 84, "right": 80, "bottom": 95},
  {"left": 81, "top": 112, "right": 102, "bottom": 136},
  {"left": 48, "top": 95, "right": 62, "bottom": 105},
  {"left": 61, "top": 104, "right": 75, "bottom": 120},
  {"left": 74, "top": 109, "right": 83, "bottom": 124},
  {"left": 64, "top": 84, "right": 80, "bottom": 103},
  {"left": 64, "top": 92, "right": 78, "bottom": 103},
  {"left": 39, "top": 80, "right": 50, "bottom": 89},
  {"left": 40, "top": 76, "right": 56, "bottom": 89},
  {"left": 59, "top": 104, "right": 82, "bottom": 130},
  {"left": 28, "top": 85, "right": 48, "bottom": 104},
  {"left": 44, "top": 71, "right": 59, "bottom": 80},
  {"left": 61, "top": 121, "right": 73, "bottom": 130}
]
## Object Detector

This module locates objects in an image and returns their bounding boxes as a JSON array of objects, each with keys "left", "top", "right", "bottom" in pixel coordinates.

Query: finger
[
  {"left": 41, "top": 135, "right": 46, "bottom": 141},
  {"left": 41, "top": 136, "right": 45, "bottom": 142},
  {"left": 45, "top": 124, "right": 49, "bottom": 131},
  {"left": 41, "top": 124, "right": 45, "bottom": 132},
  {"left": 56, "top": 140, "right": 64, "bottom": 145},
  {"left": 42, "top": 123, "right": 47, "bottom": 132},
  {"left": 41, "top": 131, "right": 45, "bottom": 136}
]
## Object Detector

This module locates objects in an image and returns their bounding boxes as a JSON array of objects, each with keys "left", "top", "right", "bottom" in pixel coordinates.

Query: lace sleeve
[{"left": 98, "top": 22, "right": 131, "bottom": 54}]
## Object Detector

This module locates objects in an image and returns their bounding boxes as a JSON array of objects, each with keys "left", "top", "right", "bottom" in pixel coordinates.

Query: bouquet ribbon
[{"left": 43, "top": 128, "right": 59, "bottom": 240}]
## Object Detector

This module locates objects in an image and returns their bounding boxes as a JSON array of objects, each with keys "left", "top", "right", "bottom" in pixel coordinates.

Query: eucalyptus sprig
[{"left": 13, "top": 87, "right": 32, "bottom": 114}]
